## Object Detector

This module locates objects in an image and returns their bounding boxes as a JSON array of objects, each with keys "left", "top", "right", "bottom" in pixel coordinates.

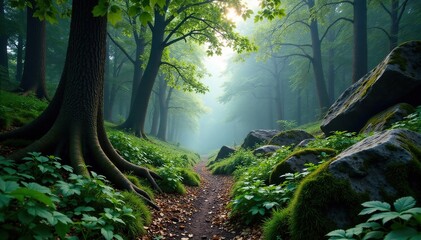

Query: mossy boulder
[
  {"left": 214, "top": 145, "right": 236, "bottom": 162},
  {"left": 268, "top": 130, "right": 314, "bottom": 148},
  {"left": 269, "top": 148, "right": 336, "bottom": 185},
  {"left": 241, "top": 129, "right": 279, "bottom": 149},
  {"left": 253, "top": 145, "right": 281, "bottom": 156},
  {"left": 321, "top": 41, "right": 421, "bottom": 135},
  {"left": 360, "top": 103, "right": 415, "bottom": 133},
  {"left": 264, "top": 129, "right": 421, "bottom": 240}
]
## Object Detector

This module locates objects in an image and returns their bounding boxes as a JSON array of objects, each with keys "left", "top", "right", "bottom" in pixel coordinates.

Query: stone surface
[
  {"left": 214, "top": 146, "right": 236, "bottom": 162},
  {"left": 295, "top": 138, "right": 316, "bottom": 148},
  {"left": 253, "top": 145, "right": 281, "bottom": 156},
  {"left": 241, "top": 129, "right": 279, "bottom": 149},
  {"left": 268, "top": 130, "right": 314, "bottom": 148},
  {"left": 328, "top": 129, "right": 421, "bottom": 200},
  {"left": 269, "top": 148, "right": 336, "bottom": 185},
  {"left": 360, "top": 103, "right": 415, "bottom": 133},
  {"left": 321, "top": 41, "right": 421, "bottom": 135}
]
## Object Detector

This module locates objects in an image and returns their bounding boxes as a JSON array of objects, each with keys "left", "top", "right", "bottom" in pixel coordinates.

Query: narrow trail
[{"left": 145, "top": 159, "right": 262, "bottom": 240}]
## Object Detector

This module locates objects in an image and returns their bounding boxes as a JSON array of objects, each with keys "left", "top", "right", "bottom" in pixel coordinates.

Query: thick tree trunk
[
  {"left": 18, "top": 1, "right": 48, "bottom": 99},
  {"left": 119, "top": 10, "right": 166, "bottom": 137},
  {"left": 104, "top": 39, "right": 112, "bottom": 121},
  {"left": 1, "top": 0, "right": 160, "bottom": 208},
  {"left": 352, "top": 0, "right": 368, "bottom": 83},
  {"left": 0, "top": 0, "right": 9, "bottom": 81},
  {"left": 129, "top": 26, "right": 146, "bottom": 109}
]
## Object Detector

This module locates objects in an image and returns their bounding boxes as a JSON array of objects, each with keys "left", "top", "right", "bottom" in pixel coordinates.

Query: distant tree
[
  {"left": 1, "top": 0, "right": 160, "bottom": 208},
  {"left": 17, "top": 0, "right": 48, "bottom": 99},
  {"left": 0, "top": 0, "right": 9, "bottom": 81}
]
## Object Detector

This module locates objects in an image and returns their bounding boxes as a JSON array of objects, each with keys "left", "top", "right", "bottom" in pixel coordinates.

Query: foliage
[
  {"left": 306, "top": 131, "right": 367, "bottom": 152},
  {"left": 0, "top": 152, "right": 148, "bottom": 240},
  {"left": 327, "top": 196, "right": 421, "bottom": 240},
  {"left": 178, "top": 168, "right": 201, "bottom": 187},
  {"left": 276, "top": 120, "right": 297, "bottom": 131},
  {"left": 0, "top": 90, "right": 47, "bottom": 129},
  {"left": 157, "top": 163, "right": 186, "bottom": 194},
  {"left": 209, "top": 149, "right": 257, "bottom": 175},
  {"left": 391, "top": 106, "right": 421, "bottom": 133}
]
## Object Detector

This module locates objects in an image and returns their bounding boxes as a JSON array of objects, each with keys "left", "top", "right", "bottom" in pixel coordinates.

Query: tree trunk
[
  {"left": 0, "top": 0, "right": 9, "bottom": 81},
  {"left": 328, "top": 47, "right": 335, "bottom": 103},
  {"left": 308, "top": 0, "right": 329, "bottom": 111},
  {"left": 149, "top": 95, "right": 159, "bottom": 136},
  {"left": 352, "top": 0, "right": 368, "bottom": 83},
  {"left": 1, "top": 0, "right": 160, "bottom": 208},
  {"left": 119, "top": 10, "right": 166, "bottom": 137},
  {"left": 15, "top": 31, "right": 24, "bottom": 82},
  {"left": 18, "top": 0, "right": 48, "bottom": 99},
  {"left": 157, "top": 76, "right": 168, "bottom": 141},
  {"left": 104, "top": 38, "right": 112, "bottom": 121},
  {"left": 389, "top": 0, "right": 400, "bottom": 50},
  {"left": 130, "top": 26, "right": 146, "bottom": 109}
]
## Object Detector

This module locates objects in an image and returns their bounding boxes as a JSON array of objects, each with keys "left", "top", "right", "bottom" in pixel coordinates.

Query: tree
[
  {"left": 119, "top": 0, "right": 254, "bottom": 138},
  {"left": 17, "top": 0, "right": 48, "bottom": 99},
  {"left": 352, "top": 0, "right": 367, "bottom": 83},
  {"left": 1, "top": 0, "right": 159, "bottom": 208},
  {"left": 0, "top": 0, "right": 9, "bottom": 81}
]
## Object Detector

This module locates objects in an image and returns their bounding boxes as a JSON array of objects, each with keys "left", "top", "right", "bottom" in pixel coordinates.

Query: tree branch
[
  {"left": 368, "top": 26, "right": 391, "bottom": 39},
  {"left": 320, "top": 17, "right": 353, "bottom": 43},
  {"left": 107, "top": 33, "right": 135, "bottom": 64},
  {"left": 163, "top": 13, "right": 195, "bottom": 45}
]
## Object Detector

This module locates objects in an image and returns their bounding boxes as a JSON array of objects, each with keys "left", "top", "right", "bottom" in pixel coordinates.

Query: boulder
[
  {"left": 268, "top": 130, "right": 314, "bottom": 148},
  {"left": 270, "top": 129, "right": 421, "bottom": 240},
  {"left": 241, "top": 129, "right": 279, "bottom": 149},
  {"left": 295, "top": 138, "right": 316, "bottom": 148},
  {"left": 360, "top": 103, "right": 415, "bottom": 133},
  {"left": 321, "top": 41, "right": 421, "bottom": 135},
  {"left": 269, "top": 148, "right": 336, "bottom": 185},
  {"left": 214, "top": 145, "right": 236, "bottom": 162},
  {"left": 253, "top": 145, "right": 281, "bottom": 156}
]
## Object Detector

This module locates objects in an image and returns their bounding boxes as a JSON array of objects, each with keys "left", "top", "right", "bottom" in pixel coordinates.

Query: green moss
[
  {"left": 361, "top": 103, "right": 415, "bottom": 133},
  {"left": 264, "top": 161, "right": 367, "bottom": 240},
  {"left": 210, "top": 149, "right": 256, "bottom": 175},
  {"left": 269, "top": 148, "right": 336, "bottom": 184},
  {"left": 125, "top": 174, "right": 155, "bottom": 199},
  {"left": 178, "top": 168, "right": 201, "bottom": 186},
  {"left": 119, "top": 191, "right": 152, "bottom": 237},
  {"left": 263, "top": 208, "right": 291, "bottom": 240}
]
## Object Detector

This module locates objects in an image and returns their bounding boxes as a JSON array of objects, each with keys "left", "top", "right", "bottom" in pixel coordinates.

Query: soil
[{"left": 144, "top": 159, "right": 263, "bottom": 240}]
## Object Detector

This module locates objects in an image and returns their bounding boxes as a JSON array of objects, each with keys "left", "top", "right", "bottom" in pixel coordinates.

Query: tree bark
[
  {"left": 149, "top": 95, "right": 160, "bottom": 136},
  {"left": 17, "top": 0, "right": 48, "bottom": 99},
  {"left": 119, "top": 10, "right": 166, "bottom": 137},
  {"left": 1, "top": 0, "right": 160, "bottom": 208},
  {"left": 352, "top": 0, "right": 368, "bottom": 83},
  {"left": 0, "top": 0, "right": 9, "bottom": 81},
  {"left": 157, "top": 76, "right": 169, "bottom": 141},
  {"left": 308, "top": 0, "right": 329, "bottom": 111}
]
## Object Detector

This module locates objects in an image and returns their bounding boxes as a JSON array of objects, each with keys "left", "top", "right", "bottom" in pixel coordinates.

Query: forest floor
[{"left": 144, "top": 159, "right": 263, "bottom": 240}]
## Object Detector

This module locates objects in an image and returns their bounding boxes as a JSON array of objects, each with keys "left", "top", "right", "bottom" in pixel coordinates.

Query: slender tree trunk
[
  {"left": 352, "top": 0, "right": 368, "bottom": 83},
  {"left": 119, "top": 10, "right": 166, "bottom": 137},
  {"left": 307, "top": 0, "right": 329, "bottom": 111},
  {"left": 328, "top": 47, "right": 335, "bottom": 103},
  {"left": 150, "top": 95, "right": 159, "bottom": 136},
  {"left": 15, "top": 32, "right": 24, "bottom": 82},
  {"left": 130, "top": 26, "right": 146, "bottom": 109},
  {"left": 0, "top": 0, "right": 9, "bottom": 81},
  {"left": 18, "top": 0, "right": 48, "bottom": 99},
  {"left": 157, "top": 77, "right": 168, "bottom": 141},
  {"left": 296, "top": 89, "right": 302, "bottom": 125},
  {"left": 389, "top": 0, "right": 400, "bottom": 50}
]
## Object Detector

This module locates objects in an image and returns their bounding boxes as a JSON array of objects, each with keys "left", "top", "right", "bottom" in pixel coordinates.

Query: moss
[
  {"left": 269, "top": 148, "right": 336, "bottom": 184},
  {"left": 119, "top": 191, "right": 152, "bottom": 237},
  {"left": 125, "top": 174, "right": 155, "bottom": 199},
  {"left": 178, "top": 168, "right": 201, "bottom": 186},
  {"left": 361, "top": 103, "right": 415, "bottom": 133},
  {"left": 263, "top": 208, "right": 291, "bottom": 240},
  {"left": 265, "top": 161, "right": 367, "bottom": 240}
]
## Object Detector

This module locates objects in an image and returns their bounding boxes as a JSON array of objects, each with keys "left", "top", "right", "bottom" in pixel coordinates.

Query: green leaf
[
  {"left": 356, "top": 222, "right": 382, "bottom": 230},
  {"left": 346, "top": 227, "right": 363, "bottom": 236},
  {"left": 52, "top": 211, "right": 73, "bottom": 224},
  {"left": 101, "top": 228, "right": 114, "bottom": 240},
  {"left": 244, "top": 194, "right": 254, "bottom": 200},
  {"left": 139, "top": 12, "right": 153, "bottom": 25},
  {"left": 55, "top": 222, "right": 71, "bottom": 239},
  {"left": 326, "top": 229, "right": 346, "bottom": 237},
  {"left": 108, "top": 5, "right": 122, "bottom": 26},
  {"left": 0, "top": 194, "right": 11, "bottom": 208},
  {"left": 128, "top": 6, "right": 140, "bottom": 17},
  {"left": 28, "top": 207, "right": 52, "bottom": 220},
  {"left": 394, "top": 196, "right": 416, "bottom": 213},
  {"left": 0, "top": 179, "right": 19, "bottom": 193},
  {"left": 74, "top": 206, "right": 95, "bottom": 215},
  {"left": 25, "top": 182, "right": 51, "bottom": 194},
  {"left": 361, "top": 201, "right": 391, "bottom": 212},
  {"left": 10, "top": 188, "right": 54, "bottom": 207},
  {"left": 263, "top": 201, "right": 279, "bottom": 209},
  {"left": 368, "top": 212, "right": 400, "bottom": 224},
  {"left": 384, "top": 227, "right": 418, "bottom": 240},
  {"left": 402, "top": 207, "right": 421, "bottom": 215},
  {"left": 362, "top": 231, "right": 384, "bottom": 240}
]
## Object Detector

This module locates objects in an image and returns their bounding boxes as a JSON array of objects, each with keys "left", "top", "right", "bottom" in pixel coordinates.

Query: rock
[
  {"left": 271, "top": 129, "right": 421, "bottom": 240},
  {"left": 214, "top": 145, "right": 236, "bottom": 162},
  {"left": 253, "top": 145, "right": 281, "bottom": 156},
  {"left": 360, "top": 103, "right": 415, "bottom": 133},
  {"left": 321, "top": 41, "right": 421, "bottom": 135},
  {"left": 268, "top": 130, "right": 314, "bottom": 148},
  {"left": 269, "top": 148, "right": 336, "bottom": 185},
  {"left": 241, "top": 129, "right": 280, "bottom": 149},
  {"left": 295, "top": 138, "right": 316, "bottom": 148}
]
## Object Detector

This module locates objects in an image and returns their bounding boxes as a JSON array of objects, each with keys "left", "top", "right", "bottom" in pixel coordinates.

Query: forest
[{"left": 0, "top": 0, "right": 421, "bottom": 239}]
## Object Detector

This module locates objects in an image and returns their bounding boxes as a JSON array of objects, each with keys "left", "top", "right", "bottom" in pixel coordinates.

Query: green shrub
[
  {"left": 0, "top": 153, "right": 149, "bottom": 240},
  {"left": 307, "top": 131, "right": 366, "bottom": 152},
  {"left": 391, "top": 106, "right": 421, "bottom": 133},
  {"left": 210, "top": 149, "right": 257, "bottom": 175},
  {"left": 157, "top": 164, "right": 186, "bottom": 194},
  {"left": 178, "top": 168, "right": 200, "bottom": 186},
  {"left": 327, "top": 196, "right": 421, "bottom": 240}
]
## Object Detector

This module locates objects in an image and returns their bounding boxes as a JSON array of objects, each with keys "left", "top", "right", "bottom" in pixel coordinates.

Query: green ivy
[{"left": 326, "top": 196, "right": 421, "bottom": 240}]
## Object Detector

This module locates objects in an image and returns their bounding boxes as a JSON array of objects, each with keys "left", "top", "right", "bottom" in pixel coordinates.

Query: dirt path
[{"left": 145, "top": 159, "right": 262, "bottom": 240}]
